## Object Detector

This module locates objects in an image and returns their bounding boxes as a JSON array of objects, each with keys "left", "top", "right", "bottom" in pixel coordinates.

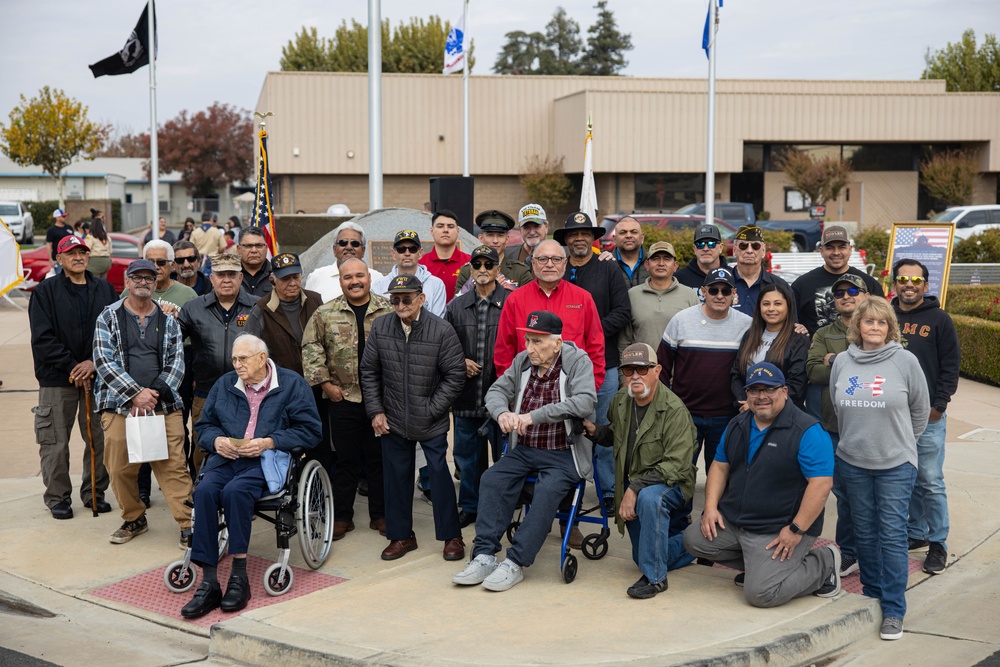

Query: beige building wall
[{"left": 764, "top": 171, "right": 919, "bottom": 229}]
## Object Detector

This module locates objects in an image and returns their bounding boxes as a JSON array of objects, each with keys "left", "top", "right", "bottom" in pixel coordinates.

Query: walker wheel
[
  {"left": 582, "top": 533, "right": 609, "bottom": 560},
  {"left": 562, "top": 554, "right": 578, "bottom": 583}
]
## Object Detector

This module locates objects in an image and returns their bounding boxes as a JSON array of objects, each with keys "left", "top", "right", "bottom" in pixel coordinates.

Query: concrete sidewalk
[{"left": 2, "top": 302, "right": 998, "bottom": 667}]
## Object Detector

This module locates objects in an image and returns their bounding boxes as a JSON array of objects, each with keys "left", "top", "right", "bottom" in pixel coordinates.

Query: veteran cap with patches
[
  {"left": 386, "top": 274, "right": 423, "bottom": 293},
  {"left": 744, "top": 362, "right": 786, "bottom": 389},
  {"left": 210, "top": 253, "right": 242, "bottom": 273},
  {"left": 475, "top": 210, "right": 515, "bottom": 232},
  {"left": 703, "top": 266, "right": 736, "bottom": 287},
  {"left": 822, "top": 225, "right": 850, "bottom": 246},
  {"left": 553, "top": 211, "right": 601, "bottom": 244},
  {"left": 271, "top": 252, "right": 302, "bottom": 279},
  {"left": 516, "top": 310, "right": 563, "bottom": 336},
  {"left": 57, "top": 235, "right": 89, "bottom": 254},
  {"left": 517, "top": 204, "right": 547, "bottom": 226},
  {"left": 734, "top": 225, "right": 764, "bottom": 243},
  {"left": 470, "top": 245, "right": 500, "bottom": 263},
  {"left": 393, "top": 229, "right": 420, "bottom": 247},
  {"left": 620, "top": 343, "right": 658, "bottom": 368}
]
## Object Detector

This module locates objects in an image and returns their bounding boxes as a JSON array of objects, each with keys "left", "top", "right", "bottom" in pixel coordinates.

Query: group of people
[{"left": 28, "top": 205, "right": 958, "bottom": 640}]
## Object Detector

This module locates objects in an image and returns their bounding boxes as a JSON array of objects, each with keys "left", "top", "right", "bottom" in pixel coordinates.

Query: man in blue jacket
[{"left": 180, "top": 334, "right": 321, "bottom": 619}]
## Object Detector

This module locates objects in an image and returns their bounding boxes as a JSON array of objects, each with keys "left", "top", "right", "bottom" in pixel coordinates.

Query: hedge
[
  {"left": 25, "top": 200, "right": 60, "bottom": 234},
  {"left": 953, "top": 228, "right": 1000, "bottom": 264},
  {"left": 952, "top": 315, "right": 1000, "bottom": 387},
  {"left": 946, "top": 285, "right": 1000, "bottom": 322}
]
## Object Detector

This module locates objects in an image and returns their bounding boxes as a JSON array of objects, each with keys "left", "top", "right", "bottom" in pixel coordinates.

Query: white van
[{"left": 933, "top": 205, "right": 1000, "bottom": 241}]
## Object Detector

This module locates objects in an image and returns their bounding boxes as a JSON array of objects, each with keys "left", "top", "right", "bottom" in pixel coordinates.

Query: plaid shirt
[
  {"left": 517, "top": 354, "right": 567, "bottom": 451},
  {"left": 93, "top": 300, "right": 184, "bottom": 414}
]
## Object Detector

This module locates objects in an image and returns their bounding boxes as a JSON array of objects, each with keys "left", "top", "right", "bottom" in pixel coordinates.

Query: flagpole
[
  {"left": 461, "top": 0, "right": 470, "bottom": 177},
  {"left": 368, "top": 0, "right": 383, "bottom": 211},
  {"left": 148, "top": 0, "right": 160, "bottom": 240},
  {"left": 704, "top": 0, "right": 717, "bottom": 226}
]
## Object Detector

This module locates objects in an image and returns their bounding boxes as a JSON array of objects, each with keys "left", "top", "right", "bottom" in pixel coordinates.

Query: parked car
[
  {"left": 599, "top": 213, "right": 738, "bottom": 255},
  {"left": 757, "top": 218, "right": 825, "bottom": 253},
  {"left": 21, "top": 233, "right": 139, "bottom": 293},
  {"left": 933, "top": 205, "right": 1000, "bottom": 241},
  {"left": 674, "top": 202, "right": 757, "bottom": 226},
  {"left": 0, "top": 201, "right": 34, "bottom": 244}
]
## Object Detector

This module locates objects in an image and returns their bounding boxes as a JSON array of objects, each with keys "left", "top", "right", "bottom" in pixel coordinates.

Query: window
[
  {"left": 784, "top": 188, "right": 811, "bottom": 212},
  {"left": 957, "top": 210, "right": 989, "bottom": 228},
  {"left": 743, "top": 144, "right": 764, "bottom": 172},
  {"left": 634, "top": 174, "right": 704, "bottom": 211},
  {"left": 844, "top": 144, "right": 915, "bottom": 171}
]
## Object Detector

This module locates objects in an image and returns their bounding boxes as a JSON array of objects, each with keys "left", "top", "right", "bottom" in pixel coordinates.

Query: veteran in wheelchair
[{"left": 177, "top": 333, "right": 322, "bottom": 619}]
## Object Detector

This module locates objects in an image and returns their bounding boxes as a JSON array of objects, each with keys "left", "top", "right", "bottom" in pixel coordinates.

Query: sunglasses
[
  {"left": 707, "top": 286, "right": 733, "bottom": 297},
  {"left": 390, "top": 295, "right": 419, "bottom": 306},
  {"left": 737, "top": 241, "right": 763, "bottom": 251},
  {"left": 470, "top": 260, "right": 496, "bottom": 270},
  {"left": 833, "top": 286, "right": 861, "bottom": 299},
  {"left": 895, "top": 276, "right": 925, "bottom": 286},
  {"left": 694, "top": 240, "right": 719, "bottom": 249},
  {"left": 337, "top": 239, "right": 362, "bottom": 248},
  {"left": 175, "top": 256, "right": 199, "bottom": 264},
  {"left": 621, "top": 366, "right": 652, "bottom": 377},
  {"left": 395, "top": 245, "right": 420, "bottom": 255},
  {"left": 152, "top": 259, "right": 170, "bottom": 267}
]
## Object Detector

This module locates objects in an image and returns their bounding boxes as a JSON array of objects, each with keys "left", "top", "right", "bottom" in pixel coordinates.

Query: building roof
[{"left": 0, "top": 155, "right": 182, "bottom": 183}]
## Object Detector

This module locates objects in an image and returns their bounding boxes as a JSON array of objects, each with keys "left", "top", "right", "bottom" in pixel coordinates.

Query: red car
[{"left": 21, "top": 233, "right": 140, "bottom": 294}]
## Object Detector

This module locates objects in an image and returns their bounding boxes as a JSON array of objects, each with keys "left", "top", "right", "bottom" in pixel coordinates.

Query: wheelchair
[{"left": 164, "top": 449, "right": 334, "bottom": 597}]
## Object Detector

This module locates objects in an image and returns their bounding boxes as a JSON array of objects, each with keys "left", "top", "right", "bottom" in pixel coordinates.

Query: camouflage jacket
[{"left": 301, "top": 293, "right": 393, "bottom": 404}]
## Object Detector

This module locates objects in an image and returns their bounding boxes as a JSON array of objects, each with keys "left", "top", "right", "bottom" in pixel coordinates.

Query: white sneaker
[
  {"left": 481, "top": 558, "right": 524, "bottom": 592},
  {"left": 452, "top": 554, "right": 498, "bottom": 585}
]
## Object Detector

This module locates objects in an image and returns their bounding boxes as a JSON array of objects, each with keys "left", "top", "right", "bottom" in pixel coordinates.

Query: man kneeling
[
  {"left": 683, "top": 362, "right": 841, "bottom": 607},
  {"left": 181, "top": 334, "right": 321, "bottom": 619},
  {"left": 583, "top": 343, "right": 698, "bottom": 599},
  {"left": 452, "top": 312, "right": 596, "bottom": 591}
]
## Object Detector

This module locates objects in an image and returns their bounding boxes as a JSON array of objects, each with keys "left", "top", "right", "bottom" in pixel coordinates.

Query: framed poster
[{"left": 883, "top": 222, "right": 956, "bottom": 308}]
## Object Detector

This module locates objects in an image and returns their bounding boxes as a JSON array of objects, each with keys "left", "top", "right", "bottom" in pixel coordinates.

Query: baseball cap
[
  {"left": 57, "top": 235, "right": 89, "bottom": 254},
  {"left": 516, "top": 311, "right": 563, "bottom": 336},
  {"left": 822, "top": 225, "right": 850, "bottom": 246},
  {"left": 694, "top": 224, "right": 722, "bottom": 242},
  {"left": 470, "top": 245, "right": 500, "bottom": 263},
  {"left": 744, "top": 362, "right": 786, "bottom": 389},
  {"left": 620, "top": 343, "right": 657, "bottom": 368},
  {"left": 734, "top": 225, "right": 764, "bottom": 243},
  {"left": 393, "top": 230, "right": 420, "bottom": 247},
  {"left": 386, "top": 274, "right": 423, "bottom": 293},
  {"left": 126, "top": 259, "right": 157, "bottom": 276},
  {"left": 647, "top": 241, "right": 676, "bottom": 259},
  {"left": 52, "top": 208, "right": 67, "bottom": 219},
  {"left": 518, "top": 204, "right": 547, "bottom": 226},
  {"left": 271, "top": 252, "right": 303, "bottom": 279},
  {"left": 832, "top": 274, "right": 868, "bottom": 293},
  {"left": 210, "top": 253, "right": 242, "bottom": 273},
  {"left": 703, "top": 267, "right": 736, "bottom": 287},
  {"left": 475, "top": 210, "right": 515, "bottom": 232}
]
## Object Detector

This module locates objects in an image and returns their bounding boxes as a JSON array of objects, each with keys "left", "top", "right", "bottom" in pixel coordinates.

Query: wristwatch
[{"left": 789, "top": 522, "right": 804, "bottom": 535}]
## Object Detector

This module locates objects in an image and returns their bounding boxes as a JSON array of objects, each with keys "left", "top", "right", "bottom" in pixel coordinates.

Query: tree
[
  {"left": 579, "top": 1, "right": 633, "bottom": 76},
  {"left": 539, "top": 8, "right": 584, "bottom": 75},
  {"left": 0, "top": 87, "right": 106, "bottom": 207},
  {"left": 493, "top": 31, "right": 546, "bottom": 74},
  {"left": 775, "top": 148, "right": 852, "bottom": 207},
  {"left": 922, "top": 29, "right": 1000, "bottom": 92},
  {"left": 920, "top": 149, "right": 979, "bottom": 207},
  {"left": 97, "top": 123, "right": 149, "bottom": 158},
  {"left": 519, "top": 155, "right": 574, "bottom": 213}
]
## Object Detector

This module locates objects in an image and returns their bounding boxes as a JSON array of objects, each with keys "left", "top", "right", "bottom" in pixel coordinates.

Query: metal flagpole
[
  {"left": 368, "top": 0, "right": 383, "bottom": 211},
  {"left": 461, "top": 0, "right": 470, "bottom": 177},
  {"left": 705, "top": 0, "right": 717, "bottom": 226},
  {"left": 148, "top": 0, "right": 160, "bottom": 240}
]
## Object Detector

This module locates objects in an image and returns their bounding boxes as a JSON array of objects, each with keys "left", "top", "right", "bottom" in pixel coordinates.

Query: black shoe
[
  {"left": 50, "top": 500, "right": 73, "bottom": 520},
  {"left": 603, "top": 497, "right": 615, "bottom": 516},
  {"left": 696, "top": 558, "right": 715, "bottom": 567},
  {"left": 83, "top": 498, "right": 113, "bottom": 513},
  {"left": 908, "top": 537, "right": 929, "bottom": 551},
  {"left": 627, "top": 574, "right": 668, "bottom": 599},
  {"left": 458, "top": 511, "right": 477, "bottom": 528},
  {"left": 357, "top": 479, "right": 369, "bottom": 497},
  {"left": 139, "top": 493, "right": 151, "bottom": 509},
  {"left": 220, "top": 574, "right": 251, "bottom": 612},
  {"left": 734, "top": 572, "right": 745, "bottom": 587},
  {"left": 420, "top": 489, "right": 432, "bottom": 505},
  {"left": 181, "top": 581, "right": 222, "bottom": 619},
  {"left": 923, "top": 542, "right": 947, "bottom": 574}
]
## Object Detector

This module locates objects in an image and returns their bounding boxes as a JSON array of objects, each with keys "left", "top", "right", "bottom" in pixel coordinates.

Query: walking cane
[{"left": 84, "top": 379, "right": 99, "bottom": 517}]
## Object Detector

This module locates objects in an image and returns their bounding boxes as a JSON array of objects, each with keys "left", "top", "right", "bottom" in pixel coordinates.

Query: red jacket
[
  {"left": 494, "top": 280, "right": 605, "bottom": 390},
  {"left": 420, "top": 247, "right": 471, "bottom": 303}
]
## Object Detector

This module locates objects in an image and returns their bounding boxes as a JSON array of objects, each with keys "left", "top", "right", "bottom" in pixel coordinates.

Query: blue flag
[{"left": 702, "top": 0, "right": 722, "bottom": 59}]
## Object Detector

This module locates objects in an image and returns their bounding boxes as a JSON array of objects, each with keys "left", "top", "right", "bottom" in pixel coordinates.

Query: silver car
[{"left": 0, "top": 201, "right": 34, "bottom": 244}]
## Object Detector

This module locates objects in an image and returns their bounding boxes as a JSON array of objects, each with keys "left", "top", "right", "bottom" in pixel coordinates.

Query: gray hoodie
[{"left": 830, "top": 341, "right": 929, "bottom": 470}]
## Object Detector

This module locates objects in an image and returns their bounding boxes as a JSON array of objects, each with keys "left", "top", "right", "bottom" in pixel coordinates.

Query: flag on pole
[
  {"left": 702, "top": 0, "right": 722, "bottom": 59},
  {"left": 579, "top": 116, "right": 598, "bottom": 225},
  {"left": 443, "top": 15, "right": 466, "bottom": 75},
  {"left": 249, "top": 128, "right": 279, "bottom": 257},
  {"left": 89, "top": 3, "right": 156, "bottom": 77}
]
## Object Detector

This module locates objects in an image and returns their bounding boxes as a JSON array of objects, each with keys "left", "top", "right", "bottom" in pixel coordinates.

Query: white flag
[
  {"left": 443, "top": 16, "right": 465, "bottom": 75},
  {"left": 580, "top": 122, "right": 598, "bottom": 225}
]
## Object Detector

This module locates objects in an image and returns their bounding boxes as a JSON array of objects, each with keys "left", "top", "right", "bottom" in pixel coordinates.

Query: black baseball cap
[
  {"left": 386, "top": 274, "right": 423, "bottom": 293},
  {"left": 393, "top": 230, "right": 420, "bottom": 247},
  {"left": 470, "top": 245, "right": 500, "bottom": 263},
  {"left": 694, "top": 224, "right": 723, "bottom": 242},
  {"left": 271, "top": 252, "right": 302, "bottom": 279},
  {"left": 703, "top": 267, "right": 736, "bottom": 287},
  {"left": 516, "top": 311, "right": 563, "bottom": 336}
]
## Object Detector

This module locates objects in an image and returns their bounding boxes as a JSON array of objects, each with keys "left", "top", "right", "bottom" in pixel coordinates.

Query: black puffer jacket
[
  {"left": 444, "top": 283, "right": 508, "bottom": 416},
  {"left": 360, "top": 307, "right": 466, "bottom": 441}
]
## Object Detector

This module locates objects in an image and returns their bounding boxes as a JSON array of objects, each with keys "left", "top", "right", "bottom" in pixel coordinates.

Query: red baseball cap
[{"left": 57, "top": 236, "right": 89, "bottom": 254}]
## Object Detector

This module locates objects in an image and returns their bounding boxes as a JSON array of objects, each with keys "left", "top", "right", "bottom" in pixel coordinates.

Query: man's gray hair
[
  {"left": 143, "top": 239, "right": 175, "bottom": 261},
  {"left": 335, "top": 221, "right": 366, "bottom": 248},
  {"left": 233, "top": 333, "right": 269, "bottom": 357}
]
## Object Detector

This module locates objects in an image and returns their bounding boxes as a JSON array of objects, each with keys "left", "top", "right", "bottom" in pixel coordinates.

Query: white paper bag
[{"left": 126, "top": 410, "right": 168, "bottom": 463}]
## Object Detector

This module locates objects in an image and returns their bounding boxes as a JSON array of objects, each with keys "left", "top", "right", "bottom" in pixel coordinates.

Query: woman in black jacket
[{"left": 730, "top": 282, "right": 809, "bottom": 410}]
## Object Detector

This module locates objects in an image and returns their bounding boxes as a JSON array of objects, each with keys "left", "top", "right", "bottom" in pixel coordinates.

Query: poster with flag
[
  {"left": 89, "top": 3, "right": 156, "bottom": 77},
  {"left": 885, "top": 223, "right": 956, "bottom": 304},
  {"left": 702, "top": 0, "right": 722, "bottom": 59},
  {"left": 249, "top": 129, "right": 279, "bottom": 257},
  {"left": 579, "top": 118, "right": 598, "bottom": 226},
  {"left": 443, "top": 15, "right": 466, "bottom": 75}
]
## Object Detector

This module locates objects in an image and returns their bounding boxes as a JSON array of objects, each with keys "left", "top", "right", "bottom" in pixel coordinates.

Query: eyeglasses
[
  {"left": 895, "top": 276, "right": 925, "bottom": 286},
  {"left": 129, "top": 275, "right": 156, "bottom": 284},
  {"left": 390, "top": 295, "right": 420, "bottom": 306},
  {"left": 175, "top": 256, "right": 199, "bottom": 264},
  {"left": 621, "top": 366, "right": 652, "bottom": 377},
  {"left": 694, "top": 240, "right": 719, "bottom": 249},
  {"left": 337, "top": 239, "right": 362, "bottom": 248},
  {"left": 395, "top": 245, "right": 420, "bottom": 255},
  {"left": 746, "top": 385, "right": 783, "bottom": 397},
  {"left": 533, "top": 256, "right": 566, "bottom": 265},
  {"left": 231, "top": 353, "right": 262, "bottom": 366},
  {"left": 240, "top": 243, "right": 267, "bottom": 250},
  {"left": 707, "top": 286, "right": 733, "bottom": 297},
  {"left": 833, "top": 286, "right": 862, "bottom": 299},
  {"left": 737, "top": 241, "right": 763, "bottom": 251},
  {"left": 470, "top": 260, "right": 496, "bottom": 270},
  {"left": 152, "top": 259, "right": 170, "bottom": 267}
]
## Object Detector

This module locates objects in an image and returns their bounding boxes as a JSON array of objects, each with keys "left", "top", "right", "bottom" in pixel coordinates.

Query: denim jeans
[
  {"left": 829, "top": 433, "right": 856, "bottom": 560},
  {"left": 624, "top": 484, "right": 695, "bottom": 585},
  {"left": 593, "top": 367, "right": 618, "bottom": 501},
  {"left": 691, "top": 414, "right": 732, "bottom": 472},
  {"left": 837, "top": 457, "right": 916, "bottom": 619},
  {"left": 453, "top": 416, "right": 501, "bottom": 514},
  {"left": 805, "top": 383, "right": 823, "bottom": 420},
  {"left": 908, "top": 414, "right": 949, "bottom": 549}
]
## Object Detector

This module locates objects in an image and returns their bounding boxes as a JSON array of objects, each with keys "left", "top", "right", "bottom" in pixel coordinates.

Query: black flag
[{"left": 89, "top": 3, "right": 156, "bottom": 78}]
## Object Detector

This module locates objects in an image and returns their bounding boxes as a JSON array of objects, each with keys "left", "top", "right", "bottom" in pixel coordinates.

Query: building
[{"left": 255, "top": 73, "right": 999, "bottom": 228}]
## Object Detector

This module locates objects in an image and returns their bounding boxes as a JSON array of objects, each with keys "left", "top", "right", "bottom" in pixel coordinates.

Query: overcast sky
[{"left": 1, "top": 0, "right": 997, "bottom": 133}]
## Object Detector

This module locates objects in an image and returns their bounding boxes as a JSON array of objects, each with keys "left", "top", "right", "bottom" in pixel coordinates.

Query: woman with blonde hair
[{"left": 831, "top": 296, "right": 929, "bottom": 642}]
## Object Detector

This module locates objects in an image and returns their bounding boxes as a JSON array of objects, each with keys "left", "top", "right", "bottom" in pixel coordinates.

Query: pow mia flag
[{"left": 89, "top": 3, "right": 156, "bottom": 77}]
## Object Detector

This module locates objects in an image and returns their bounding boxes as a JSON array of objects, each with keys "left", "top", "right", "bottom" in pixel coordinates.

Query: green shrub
[
  {"left": 24, "top": 200, "right": 60, "bottom": 234},
  {"left": 953, "top": 228, "right": 1000, "bottom": 263},
  {"left": 639, "top": 226, "right": 792, "bottom": 267},
  {"left": 953, "top": 314, "right": 1000, "bottom": 387},
  {"left": 855, "top": 227, "right": 890, "bottom": 275},
  {"left": 946, "top": 285, "right": 1000, "bottom": 322}
]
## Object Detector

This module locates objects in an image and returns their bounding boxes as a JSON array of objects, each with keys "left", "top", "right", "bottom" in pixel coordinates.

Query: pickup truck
[{"left": 674, "top": 202, "right": 822, "bottom": 252}]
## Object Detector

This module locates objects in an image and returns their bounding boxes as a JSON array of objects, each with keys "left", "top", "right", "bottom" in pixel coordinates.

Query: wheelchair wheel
[
  {"left": 582, "top": 530, "right": 609, "bottom": 561},
  {"left": 264, "top": 562, "right": 294, "bottom": 596},
  {"left": 296, "top": 459, "right": 334, "bottom": 569},
  {"left": 505, "top": 521, "right": 520, "bottom": 544},
  {"left": 164, "top": 560, "right": 197, "bottom": 593},
  {"left": 562, "top": 554, "right": 578, "bottom": 584}
]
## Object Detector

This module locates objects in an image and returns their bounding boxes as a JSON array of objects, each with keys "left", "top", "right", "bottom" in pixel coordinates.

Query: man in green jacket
[{"left": 584, "top": 342, "right": 698, "bottom": 599}]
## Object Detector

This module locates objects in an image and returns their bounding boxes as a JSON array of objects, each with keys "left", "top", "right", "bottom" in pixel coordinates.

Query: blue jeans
[
  {"left": 838, "top": 458, "right": 916, "bottom": 619},
  {"left": 593, "top": 366, "right": 617, "bottom": 500},
  {"left": 805, "top": 383, "right": 823, "bottom": 420},
  {"left": 830, "top": 433, "right": 856, "bottom": 560},
  {"left": 624, "top": 484, "right": 695, "bottom": 585},
  {"left": 908, "top": 414, "right": 949, "bottom": 549},
  {"left": 453, "top": 416, "right": 501, "bottom": 514},
  {"left": 691, "top": 414, "right": 732, "bottom": 472}
]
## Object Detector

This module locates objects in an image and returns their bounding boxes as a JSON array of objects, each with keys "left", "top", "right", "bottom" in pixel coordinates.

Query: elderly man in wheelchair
[{"left": 179, "top": 334, "right": 321, "bottom": 619}]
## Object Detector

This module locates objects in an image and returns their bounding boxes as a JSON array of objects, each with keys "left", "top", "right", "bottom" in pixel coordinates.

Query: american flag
[
  {"left": 894, "top": 226, "right": 951, "bottom": 248},
  {"left": 249, "top": 128, "right": 278, "bottom": 256}
]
